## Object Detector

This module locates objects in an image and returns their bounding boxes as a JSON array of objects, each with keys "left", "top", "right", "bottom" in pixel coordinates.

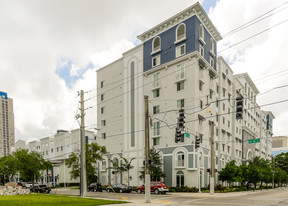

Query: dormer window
[
  {"left": 175, "top": 23, "right": 186, "bottom": 44},
  {"left": 199, "top": 24, "right": 205, "bottom": 44},
  {"left": 152, "top": 36, "right": 161, "bottom": 54}
]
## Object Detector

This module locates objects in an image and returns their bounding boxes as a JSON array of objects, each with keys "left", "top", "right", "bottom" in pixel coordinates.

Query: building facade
[
  {"left": 12, "top": 129, "right": 95, "bottom": 186},
  {"left": 96, "top": 2, "right": 274, "bottom": 187},
  {"left": 0, "top": 91, "right": 15, "bottom": 157}
]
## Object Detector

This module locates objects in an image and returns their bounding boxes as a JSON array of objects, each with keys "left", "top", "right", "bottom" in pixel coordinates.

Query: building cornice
[{"left": 137, "top": 2, "right": 222, "bottom": 42}]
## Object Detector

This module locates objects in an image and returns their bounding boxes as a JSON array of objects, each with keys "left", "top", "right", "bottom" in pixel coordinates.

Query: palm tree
[{"left": 119, "top": 157, "right": 135, "bottom": 187}]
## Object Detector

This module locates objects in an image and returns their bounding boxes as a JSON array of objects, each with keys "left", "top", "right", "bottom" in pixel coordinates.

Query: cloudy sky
[{"left": 0, "top": 0, "right": 287, "bottom": 142}]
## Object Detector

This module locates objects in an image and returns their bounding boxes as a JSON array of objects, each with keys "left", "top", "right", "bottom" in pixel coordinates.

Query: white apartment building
[
  {"left": 12, "top": 129, "right": 95, "bottom": 186},
  {"left": 96, "top": 2, "right": 274, "bottom": 187},
  {"left": 0, "top": 91, "right": 15, "bottom": 157}
]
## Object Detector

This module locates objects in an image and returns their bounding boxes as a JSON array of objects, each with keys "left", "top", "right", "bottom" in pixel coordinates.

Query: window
[
  {"left": 210, "top": 57, "right": 214, "bottom": 67},
  {"left": 177, "top": 152, "right": 185, "bottom": 167},
  {"left": 177, "top": 64, "right": 185, "bottom": 80},
  {"left": 101, "top": 107, "right": 105, "bottom": 114},
  {"left": 153, "top": 137, "right": 160, "bottom": 146},
  {"left": 200, "top": 100, "right": 203, "bottom": 109},
  {"left": 152, "top": 36, "right": 161, "bottom": 53},
  {"left": 176, "top": 171, "right": 184, "bottom": 187},
  {"left": 61, "top": 146, "right": 63, "bottom": 151},
  {"left": 216, "top": 142, "right": 218, "bottom": 150},
  {"left": 210, "top": 38, "right": 215, "bottom": 54},
  {"left": 217, "top": 85, "right": 219, "bottom": 93},
  {"left": 222, "top": 144, "right": 225, "bottom": 152},
  {"left": 100, "top": 81, "right": 105, "bottom": 88},
  {"left": 101, "top": 120, "right": 106, "bottom": 126},
  {"left": 228, "top": 120, "right": 230, "bottom": 127},
  {"left": 153, "top": 121, "right": 160, "bottom": 136},
  {"left": 223, "top": 88, "right": 226, "bottom": 97},
  {"left": 51, "top": 149, "right": 53, "bottom": 153},
  {"left": 153, "top": 72, "right": 160, "bottom": 88},
  {"left": 176, "top": 44, "right": 186, "bottom": 57},
  {"left": 101, "top": 94, "right": 104, "bottom": 101},
  {"left": 209, "top": 89, "right": 213, "bottom": 99},
  {"left": 199, "top": 117, "right": 203, "bottom": 126},
  {"left": 102, "top": 161, "right": 107, "bottom": 170},
  {"left": 228, "top": 107, "right": 230, "bottom": 114},
  {"left": 180, "top": 133, "right": 184, "bottom": 142},
  {"left": 153, "top": 105, "right": 160, "bottom": 114},
  {"left": 153, "top": 89, "right": 160, "bottom": 98},
  {"left": 199, "top": 45, "right": 204, "bottom": 57},
  {"left": 199, "top": 24, "right": 205, "bottom": 43},
  {"left": 199, "top": 81, "right": 204, "bottom": 91},
  {"left": 177, "top": 81, "right": 184, "bottom": 91},
  {"left": 56, "top": 147, "right": 59, "bottom": 152},
  {"left": 152, "top": 55, "right": 160, "bottom": 67},
  {"left": 228, "top": 146, "right": 230, "bottom": 154},
  {"left": 177, "top": 99, "right": 185, "bottom": 108},
  {"left": 176, "top": 23, "right": 186, "bottom": 42},
  {"left": 101, "top": 133, "right": 106, "bottom": 139},
  {"left": 223, "top": 103, "right": 225, "bottom": 111},
  {"left": 216, "top": 98, "right": 219, "bottom": 107},
  {"left": 223, "top": 117, "right": 225, "bottom": 124}
]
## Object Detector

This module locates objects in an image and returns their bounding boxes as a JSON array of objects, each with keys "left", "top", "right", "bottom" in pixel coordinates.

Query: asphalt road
[{"left": 51, "top": 187, "right": 288, "bottom": 206}]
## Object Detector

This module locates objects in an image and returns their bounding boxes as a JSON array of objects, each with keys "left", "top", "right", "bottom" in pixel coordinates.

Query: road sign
[
  {"left": 248, "top": 138, "right": 260, "bottom": 144},
  {"left": 185, "top": 133, "right": 190, "bottom": 138}
]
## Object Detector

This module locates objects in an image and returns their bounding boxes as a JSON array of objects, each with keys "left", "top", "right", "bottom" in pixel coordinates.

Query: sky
[{"left": 0, "top": 0, "right": 287, "bottom": 142}]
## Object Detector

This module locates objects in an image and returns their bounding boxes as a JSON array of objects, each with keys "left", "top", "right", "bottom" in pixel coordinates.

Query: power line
[
  {"left": 222, "top": 1, "right": 288, "bottom": 37},
  {"left": 218, "top": 18, "right": 288, "bottom": 53}
]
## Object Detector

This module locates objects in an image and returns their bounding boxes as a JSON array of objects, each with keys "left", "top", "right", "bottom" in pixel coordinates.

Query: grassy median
[{"left": 0, "top": 194, "right": 128, "bottom": 206}]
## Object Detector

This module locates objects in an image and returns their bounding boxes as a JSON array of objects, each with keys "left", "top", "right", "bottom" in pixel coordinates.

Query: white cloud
[{"left": 0, "top": 0, "right": 201, "bottom": 141}]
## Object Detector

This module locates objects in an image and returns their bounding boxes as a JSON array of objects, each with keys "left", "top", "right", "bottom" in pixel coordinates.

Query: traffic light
[
  {"left": 195, "top": 136, "right": 201, "bottom": 149},
  {"left": 175, "top": 127, "right": 181, "bottom": 143},
  {"left": 207, "top": 169, "right": 210, "bottom": 173},
  {"left": 178, "top": 109, "right": 185, "bottom": 130},
  {"left": 236, "top": 96, "right": 243, "bottom": 119}
]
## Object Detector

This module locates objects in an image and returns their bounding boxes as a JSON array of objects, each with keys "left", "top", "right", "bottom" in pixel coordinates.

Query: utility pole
[
  {"left": 80, "top": 90, "right": 87, "bottom": 197},
  {"left": 144, "top": 96, "right": 151, "bottom": 203},
  {"left": 209, "top": 121, "right": 215, "bottom": 195}
]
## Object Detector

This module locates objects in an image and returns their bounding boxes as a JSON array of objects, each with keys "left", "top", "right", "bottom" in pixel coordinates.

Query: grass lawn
[{"left": 0, "top": 194, "right": 128, "bottom": 206}]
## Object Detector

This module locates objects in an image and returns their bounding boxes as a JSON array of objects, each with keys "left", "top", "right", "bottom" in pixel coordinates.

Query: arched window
[
  {"left": 200, "top": 24, "right": 204, "bottom": 40},
  {"left": 152, "top": 36, "right": 161, "bottom": 52},
  {"left": 176, "top": 171, "right": 184, "bottom": 187},
  {"left": 177, "top": 151, "right": 184, "bottom": 167},
  {"left": 176, "top": 23, "right": 186, "bottom": 41}
]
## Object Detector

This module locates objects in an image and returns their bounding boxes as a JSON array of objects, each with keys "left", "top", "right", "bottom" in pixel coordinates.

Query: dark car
[
  {"left": 88, "top": 183, "right": 102, "bottom": 192},
  {"left": 136, "top": 182, "right": 169, "bottom": 194},
  {"left": 30, "top": 184, "right": 51, "bottom": 193},
  {"left": 106, "top": 184, "right": 132, "bottom": 193}
]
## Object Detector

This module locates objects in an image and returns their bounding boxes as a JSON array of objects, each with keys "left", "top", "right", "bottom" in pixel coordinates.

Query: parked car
[
  {"left": 30, "top": 185, "right": 51, "bottom": 193},
  {"left": 87, "top": 183, "right": 102, "bottom": 192},
  {"left": 136, "top": 182, "right": 169, "bottom": 194},
  {"left": 25, "top": 182, "right": 39, "bottom": 189},
  {"left": 106, "top": 184, "right": 132, "bottom": 193}
]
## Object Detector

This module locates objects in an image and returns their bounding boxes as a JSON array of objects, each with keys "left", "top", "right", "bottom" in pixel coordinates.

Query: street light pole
[{"left": 210, "top": 121, "right": 215, "bottom": 195}]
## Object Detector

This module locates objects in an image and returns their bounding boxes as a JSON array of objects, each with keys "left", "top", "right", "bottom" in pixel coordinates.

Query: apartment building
[
  {"left": 96, "top": 2, "right": 274, "bottom": 187},
  {"left": 0, "top": 91, "right": 15, "bottom": 157},
  {"left": 12, "top": 129, "right": 95, "bottom": 186}
]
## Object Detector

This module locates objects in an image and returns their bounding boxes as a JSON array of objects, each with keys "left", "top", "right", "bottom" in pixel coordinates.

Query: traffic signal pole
[
  {"left": 144, "top": 96, "right": 151, "bottom": 203},
  {"left": 209, "top": 121, "right": 214, "bottom": 195}
]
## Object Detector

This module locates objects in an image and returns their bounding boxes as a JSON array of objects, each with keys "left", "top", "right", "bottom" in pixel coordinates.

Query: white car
[{"left": 25, "top": 182, "right": 39, "bottom": 188}]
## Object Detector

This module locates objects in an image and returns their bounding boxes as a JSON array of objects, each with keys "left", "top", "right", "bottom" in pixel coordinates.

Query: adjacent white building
[{"left": 12, "top": 129, "right": 95, "bottom": 186}]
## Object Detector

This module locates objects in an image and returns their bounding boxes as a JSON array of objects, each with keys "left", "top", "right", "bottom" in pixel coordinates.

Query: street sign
[
  {"left": 185, "top": 133, "right": 190, "bottom": 138},
  {"left": 248, "top": 138, "right": 260, "bottom": 144}
]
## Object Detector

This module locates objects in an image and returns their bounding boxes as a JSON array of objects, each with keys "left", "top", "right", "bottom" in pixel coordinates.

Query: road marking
[
  {"left": 153, "top": 200, "right": 172, "bottom": 204},
  {"left": 184, "top": 198, "right": 208, "bottom": 202}
]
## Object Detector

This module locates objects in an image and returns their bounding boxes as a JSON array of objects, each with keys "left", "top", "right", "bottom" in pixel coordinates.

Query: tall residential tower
[{"left": 0, "top": 91, "right": 15, "bottom": 156}]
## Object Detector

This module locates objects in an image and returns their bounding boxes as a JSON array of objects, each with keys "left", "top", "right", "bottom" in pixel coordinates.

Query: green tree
[
  {"left": 0, "top": 155, "right": 18, "bottom": 182},
  {"left": 14, "top": 149, "right": 52, "bottom": 191},
  {"left": 65, "top": 142, "right": 107, "bottom": 185},
  {"left": 139, "top": 147, "right": 166, "bottom": 181},
  {"left": 219, "top": 160, "right": 243, "bottom": 185},
  {"left": 247, "top": 156, "right": 263, "bottom": 190}
]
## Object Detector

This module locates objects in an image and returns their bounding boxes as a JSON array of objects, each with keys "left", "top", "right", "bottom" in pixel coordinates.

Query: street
[{"left": 51, "top": 187, "right": 288, "bottom": 206}]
